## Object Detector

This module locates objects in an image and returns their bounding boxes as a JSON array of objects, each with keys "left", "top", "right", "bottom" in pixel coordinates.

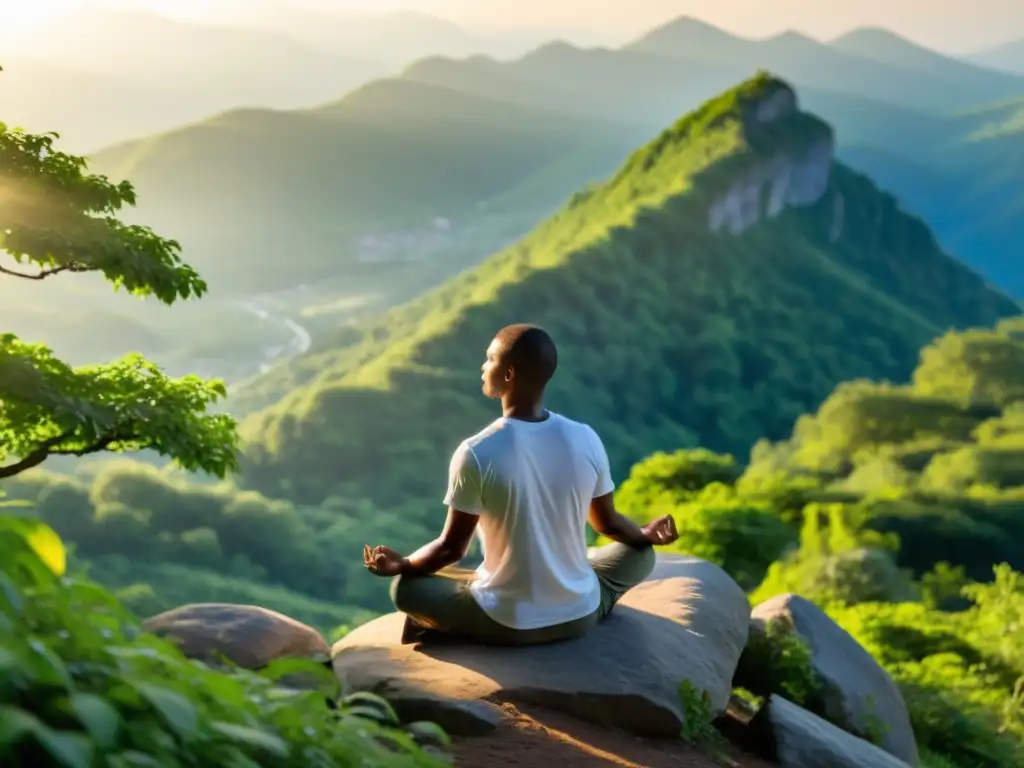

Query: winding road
[{"left": 236, "top": 300, "right": 312, "bottom": 373}]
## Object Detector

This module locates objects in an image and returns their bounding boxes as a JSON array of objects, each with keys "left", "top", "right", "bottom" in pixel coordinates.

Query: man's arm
[
  {"left": 402, "top": 440, "right": 484, "bottom": 577},
  {"left": 400, "top": 508, "right": 479, "bottom": 577},
  {"left": 588, "top": 492, "right": 653, "bottom": 549},
  {"left": 585, "top": 426, "right": 662, "bottom": 549}
]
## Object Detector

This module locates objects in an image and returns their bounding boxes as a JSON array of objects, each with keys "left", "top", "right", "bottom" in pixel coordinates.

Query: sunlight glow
[
  {"left": 0, "top": 0, "right": 75, "bottom": 30},
  {"left": 0, "top": 0, "right": 242, "bottom": 39}
]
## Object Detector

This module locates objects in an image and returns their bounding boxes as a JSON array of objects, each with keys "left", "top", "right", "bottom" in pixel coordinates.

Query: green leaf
[
  {"left": 0, "top": 517, "right": 66, "bottom": 576},
  {"left": 342, "top": 705, "right": 397, "bottom": 725},
  {"left": 259, "top": 657, "right": 334, "bottom": 687},
  {"left": 209, "top": 721, "right": 289, "bottom": 757},
  {"left": 0, "top": 706, "right": 93, "bottom": 768},
  {"left": 0, "top": 704, "right": 38, "bottom": 746},
  {"left": 340, "top": 691, "right": 399, "bottom": 725},
  {"left": 33, "top": 728, "right": 93, "bottom": 768},
  {"left": 69, "top": 693, "right": 121, "bottom": 748},
  {"left": 130, "top": 682, "right": 198, "bottom": 741},
  {"left": 405, "top": 721, "right": 452, "bottom": 747}
]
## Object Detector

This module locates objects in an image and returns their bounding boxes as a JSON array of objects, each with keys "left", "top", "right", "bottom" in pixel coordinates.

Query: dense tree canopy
[{"left": 0, "top": 104, "right": 238, "bottom": 479}]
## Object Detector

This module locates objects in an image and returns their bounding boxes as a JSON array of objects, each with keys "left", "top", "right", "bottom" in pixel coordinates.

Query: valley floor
[{"left": 452, "top": 703, "right": 776, "bottom": 768}]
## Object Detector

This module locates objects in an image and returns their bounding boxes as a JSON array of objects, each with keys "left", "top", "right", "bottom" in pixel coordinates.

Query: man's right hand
[{"left": 641, "top": 515, "right": 679, "bottom": 546}]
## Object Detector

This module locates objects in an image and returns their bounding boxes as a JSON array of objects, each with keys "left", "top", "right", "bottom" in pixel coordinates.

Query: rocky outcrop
[
  {"left": 709, "top": 86, "right": 835, "bottom": 235},
  {"left": 142, "top": 603, "right": 331, "bottom": 669},
  {"left": 754, "top": 694, "right": 912, "bottom": 768},
  {"left": 744, "top": 594, "right": 918, "bottom": 766},
  {"left": 330, "top": 554, "right": 751, "bottom": 738}
]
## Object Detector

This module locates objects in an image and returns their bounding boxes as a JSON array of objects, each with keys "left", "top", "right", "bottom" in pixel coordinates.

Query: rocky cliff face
[{"left": 709, "top": 86, "right": 836, "bottom": 235}]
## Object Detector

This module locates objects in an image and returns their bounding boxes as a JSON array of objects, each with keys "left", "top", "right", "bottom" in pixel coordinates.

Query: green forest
[
  {"left": 3, "top": 69, "right": 1024, "bottom": 767},
  {"left": 237, "top": 74, "right": 1018, "bottom": 508}
]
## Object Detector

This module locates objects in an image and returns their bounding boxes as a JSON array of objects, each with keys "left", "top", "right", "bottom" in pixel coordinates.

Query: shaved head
[
  {"left": 481, "top": 323, "right": 558, "bottom": 399},
  {"left": 495, "top": 324, "right": 558, "bottom": 388}
]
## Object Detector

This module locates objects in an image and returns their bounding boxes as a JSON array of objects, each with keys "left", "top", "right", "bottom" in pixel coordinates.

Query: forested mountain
[{"left": 234, "top": 75, "right": 1020, "bottom": 509}]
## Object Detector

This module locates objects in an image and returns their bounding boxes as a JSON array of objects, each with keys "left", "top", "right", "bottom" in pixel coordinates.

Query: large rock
[
  {"left": 753, "top": 694, "right": 911, "bottom": 768},
  {"left": 143, "top": 603, "right": 331, "bottom": 669},
  {"left": 331, "top": 554, "right": 751, "bottom": 737},
  {"left": 748, "top": 594, "right": 918, "bottom": 766}
]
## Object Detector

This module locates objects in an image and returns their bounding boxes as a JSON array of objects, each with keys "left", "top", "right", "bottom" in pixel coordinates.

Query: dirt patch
[{"left": 452, "top": 703, "right": 778, "bottom": 768}]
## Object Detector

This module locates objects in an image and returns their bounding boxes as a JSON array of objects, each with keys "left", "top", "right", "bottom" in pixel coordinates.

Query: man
[{"left": 363, "top": 323, "right": 679, "bottom": 645}]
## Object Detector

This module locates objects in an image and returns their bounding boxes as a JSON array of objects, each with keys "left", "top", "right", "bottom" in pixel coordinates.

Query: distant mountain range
[
  {"left": 0, "top": 7, "right": 555, "bottom": 152},
  {"left": 965, "top": 38, "right": 1024, "bottom": 74},
  {"left": 76, "top": 15, "right": 1024, "bottom": 297}
]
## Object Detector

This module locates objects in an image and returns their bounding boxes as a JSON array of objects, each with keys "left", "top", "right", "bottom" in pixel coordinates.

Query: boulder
[
  {"left": 747, "top": 594, "right": 918, "bottom": 766},
  {"left": 331, "top": 554, "right": 751, "bottom": 738},
  {"left": 143, "top": 603, "right": 331, "bottom": 669},
  {"left": 753, "top": 694, "right": 911, "bottom": 768}
]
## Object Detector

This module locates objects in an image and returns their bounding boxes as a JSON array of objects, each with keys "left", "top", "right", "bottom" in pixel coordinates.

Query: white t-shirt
[{"left": 443, "top": 411, "right": 614, "bottom": 630}]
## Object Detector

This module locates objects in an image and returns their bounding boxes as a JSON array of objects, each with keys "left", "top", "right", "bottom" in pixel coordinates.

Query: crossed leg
[{"left": 389, "top": 541, "right": 655, "bottom": 646}]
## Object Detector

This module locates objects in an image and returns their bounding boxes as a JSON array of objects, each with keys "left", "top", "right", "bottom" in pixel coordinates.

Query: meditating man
[{"left": 363, "top": 323, "right": 679, "bottom": 645}]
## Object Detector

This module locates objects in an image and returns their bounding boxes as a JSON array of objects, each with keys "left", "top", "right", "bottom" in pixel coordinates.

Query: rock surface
[
  {"left": 331, "top": 555, "right": 751, "bottom": 738},
  {"left": 749, "top": 594, "right": 918, "bottom": 766},
  {"left": 755, "top": 694, "right": 911, "bottom": 768},
  {"left": 143, "top": 602, "right": 331, "bottom": 669}
]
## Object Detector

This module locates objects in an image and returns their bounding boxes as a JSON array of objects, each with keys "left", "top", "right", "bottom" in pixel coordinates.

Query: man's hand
[
  {"left": 363, "top": 544, "right": 405, "bottom": 577},
  {"left": 641, "top": 515, "right": 679, "bottom": 546}
]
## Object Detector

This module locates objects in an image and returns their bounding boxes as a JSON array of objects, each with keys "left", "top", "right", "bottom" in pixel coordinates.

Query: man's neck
[{"left": 502, "top": 398, "right": 548, "bottom": 423}]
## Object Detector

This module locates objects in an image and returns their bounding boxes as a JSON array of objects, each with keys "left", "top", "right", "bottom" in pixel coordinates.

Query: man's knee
[
  {"left": 590, "top": 540, "right": 657, "bottom": 591},
  {"left": 621, "top": 542, "right": 656, "bottom": 587},
  {"left": 636, "top": 543, "right": 656, "bottom": 579},
  {"left": 389, "top": 574, "right": 410, "bottom": 612}
]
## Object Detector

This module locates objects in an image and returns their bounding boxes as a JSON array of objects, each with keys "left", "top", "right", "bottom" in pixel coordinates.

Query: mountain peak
[
  {"left": 828, "top": 26, "right": 956, "bottom": 69},
  {"left": 624, "top": 14, "right": 746, "bottom": 52},
  {"left": 599, "top": 72, "right": 833, "bottom": 235},
  {"left": 831, "top": 26, "right": 917, "bottom": 46}
]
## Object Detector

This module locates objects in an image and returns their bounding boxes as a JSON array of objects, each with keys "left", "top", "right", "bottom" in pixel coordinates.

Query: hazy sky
[{"left": 2, "top": 0, "right": 1022, "bottom": 52}]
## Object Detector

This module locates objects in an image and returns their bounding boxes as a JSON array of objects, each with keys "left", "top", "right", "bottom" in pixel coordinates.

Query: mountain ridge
[{"left": 233, "top": 74, "right": 1020, "bottom": 507}]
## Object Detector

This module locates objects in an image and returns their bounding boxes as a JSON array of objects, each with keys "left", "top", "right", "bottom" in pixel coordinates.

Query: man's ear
[{"left": 504, "top": 365, "right": 514, "bottom": 382}]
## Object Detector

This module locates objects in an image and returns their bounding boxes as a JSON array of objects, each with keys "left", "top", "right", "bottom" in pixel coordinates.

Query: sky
[{"left": 0, "top": 0, "right": 1022, "bottom": 53}]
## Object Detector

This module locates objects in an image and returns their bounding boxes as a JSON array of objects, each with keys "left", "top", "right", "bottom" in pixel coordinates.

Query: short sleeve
[
  {"left": 589, "top": 427, "right": 615, "bottom": 498},
  {"left": 442, "top": 441, "right": 485, "bottom": 514}
]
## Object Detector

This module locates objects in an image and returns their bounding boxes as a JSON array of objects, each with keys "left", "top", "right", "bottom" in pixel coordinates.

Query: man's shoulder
[
  {"left": 551, "top": 412, "right": 600, "bottom": 441},
  {"left": 461, "top": 419, "right": 506, "bottom": 452}
]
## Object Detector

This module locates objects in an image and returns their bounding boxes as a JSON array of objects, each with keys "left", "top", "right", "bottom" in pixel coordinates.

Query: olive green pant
[{"left": 389, "top": 542, "right": 656, "bottom": 646}]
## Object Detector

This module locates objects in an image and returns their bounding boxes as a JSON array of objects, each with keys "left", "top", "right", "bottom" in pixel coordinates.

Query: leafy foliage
[
  {"left": 601, "top": 318, "right": 1024, "bottom": 766},
  {"left": 0, "top": 107, "right": 239, "bottom": 479},
  {"left": 746, "top": 317, "right": 1024, "bottom": 583},
  {"left": 0, "top": 514, "right": 445, "bottom": 767},
  {"left": 0, "top": 114, "right": 201, "bottom": 299},
  {"left": 613, "top": 454, "right": 792, "bottom": 590}
]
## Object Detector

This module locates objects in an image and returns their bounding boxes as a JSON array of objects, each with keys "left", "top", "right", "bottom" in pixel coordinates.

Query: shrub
[{"left": 0, "top": 515, "right": 444, "bottom": 767}]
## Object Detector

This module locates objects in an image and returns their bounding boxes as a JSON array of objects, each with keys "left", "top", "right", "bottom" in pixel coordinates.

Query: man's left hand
[{"left": 363, "top": 544, "right": 405, "bottom": 577}]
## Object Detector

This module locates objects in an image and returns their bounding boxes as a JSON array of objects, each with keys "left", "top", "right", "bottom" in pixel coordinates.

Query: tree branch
[
  {"left": 0, "top": 263, "right": 93, "bottom": 280},
  {"left": 0, "top": 430, "right": 137, "bottom": 479},
  {"left": 0, "top": 431, "right": 76, "bottom": 478}
]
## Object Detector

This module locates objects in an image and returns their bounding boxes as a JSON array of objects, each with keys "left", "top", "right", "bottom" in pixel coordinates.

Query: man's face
[{"left": 481, "top": 338, "right": 510, "bottom": 399}]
